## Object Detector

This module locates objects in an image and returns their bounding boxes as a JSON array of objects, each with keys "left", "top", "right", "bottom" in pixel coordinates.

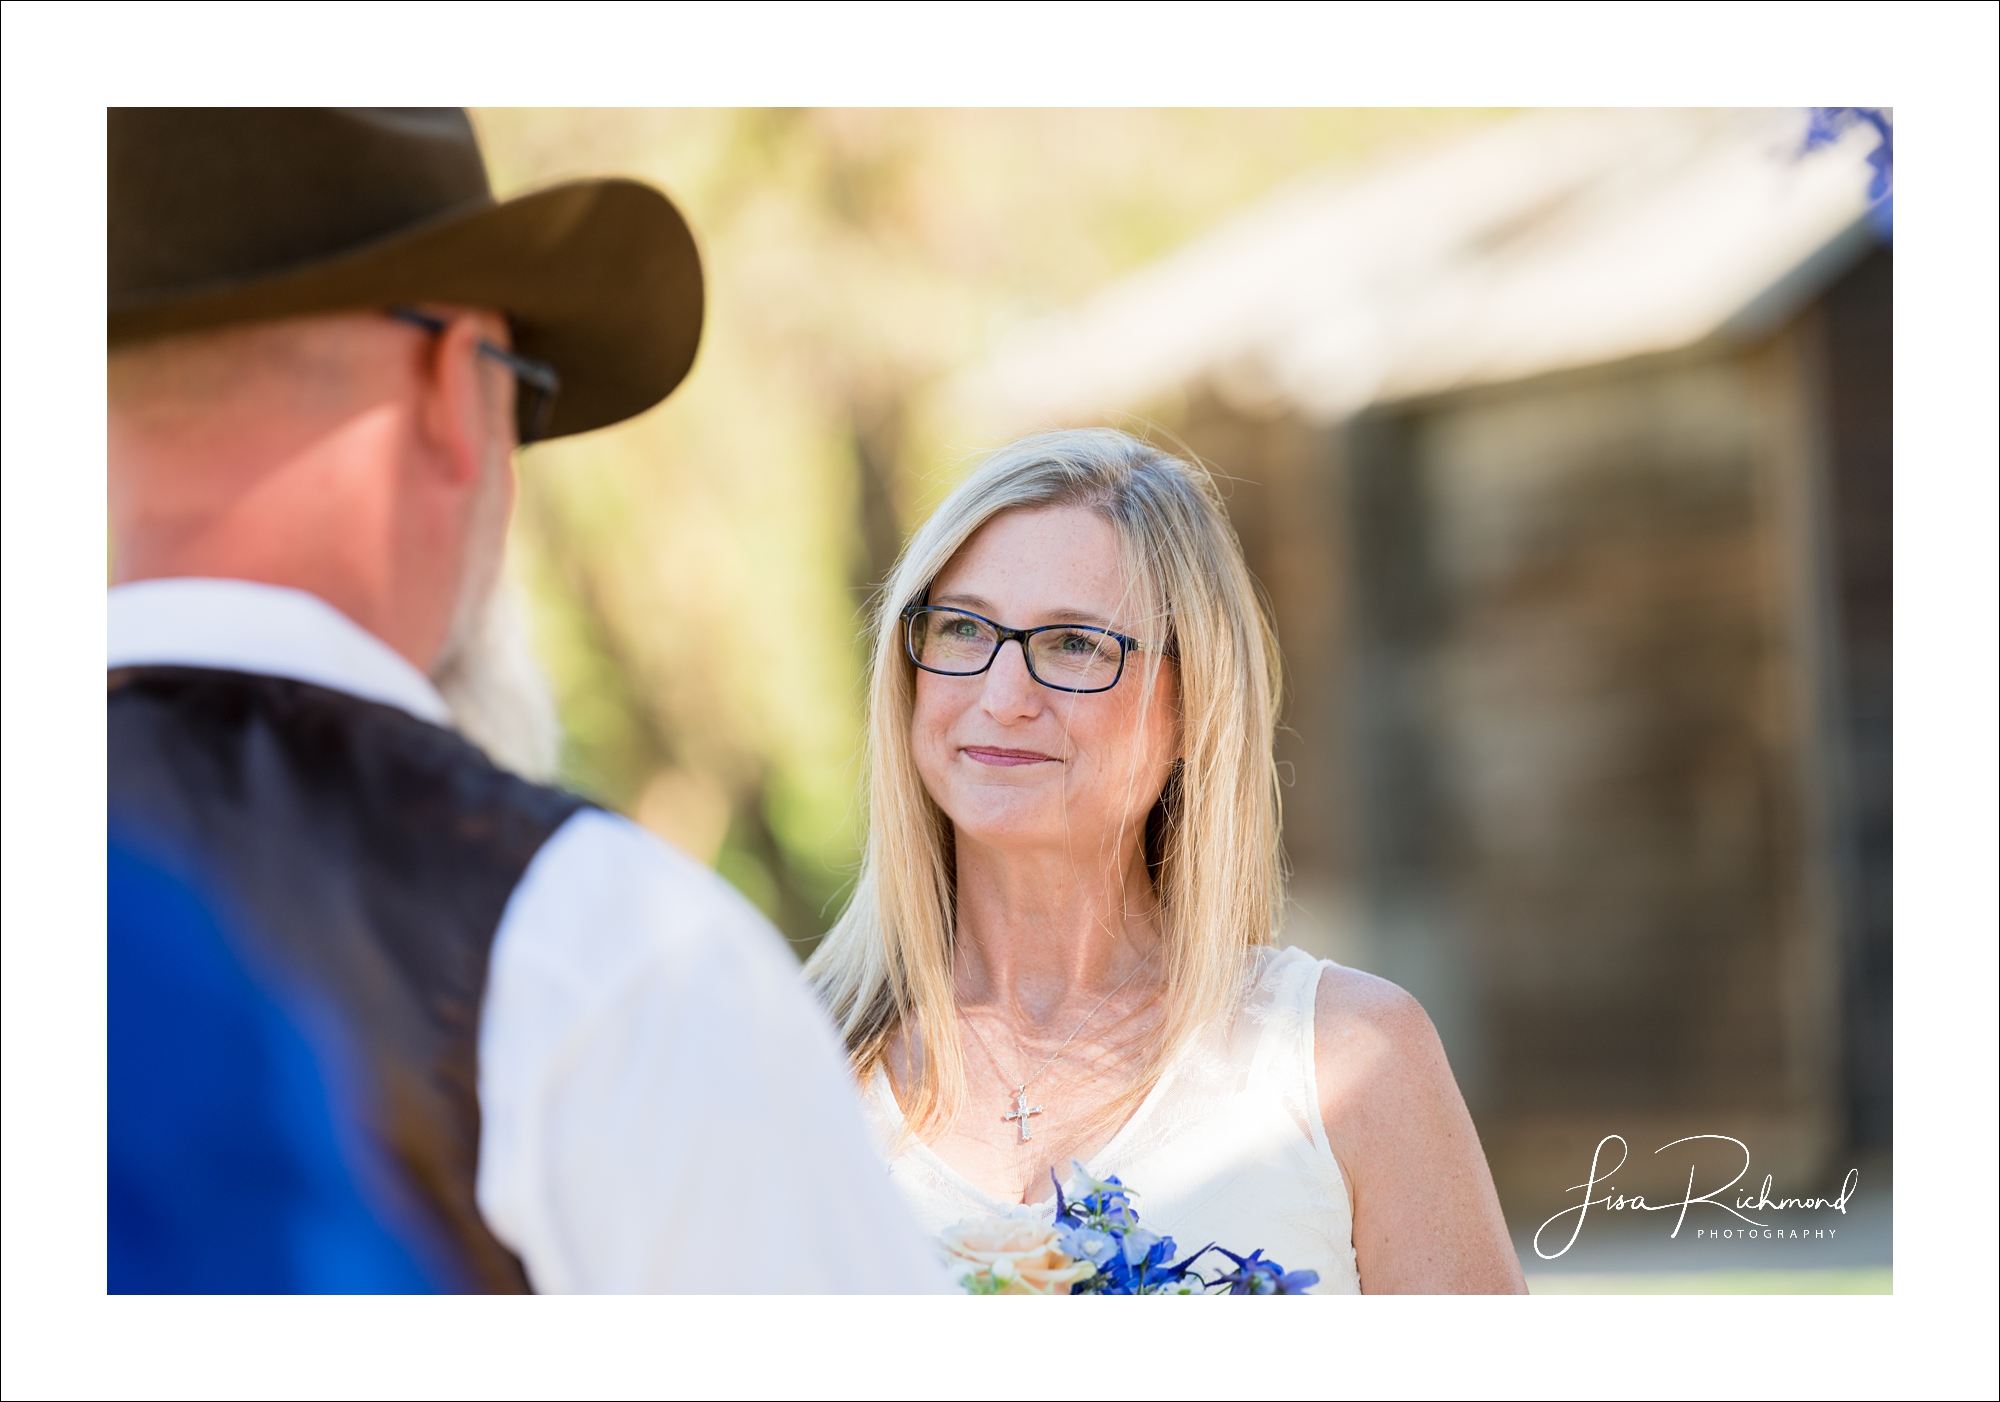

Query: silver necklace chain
[{"left": 960, "top": 947, "right": 1158, "bottom": 1140}]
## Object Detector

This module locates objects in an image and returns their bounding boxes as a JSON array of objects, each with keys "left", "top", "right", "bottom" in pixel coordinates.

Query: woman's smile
[{"left": 961, "top": 745, "right": 1059, "bottom": 767}]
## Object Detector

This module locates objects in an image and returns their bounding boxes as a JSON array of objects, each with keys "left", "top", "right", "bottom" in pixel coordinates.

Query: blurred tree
[{"left": 472, "top": 108, "right": 1502, "bottom": 955}]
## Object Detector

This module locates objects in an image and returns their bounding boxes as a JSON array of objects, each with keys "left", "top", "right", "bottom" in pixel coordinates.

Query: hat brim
[{"left": 108, "top": 178, "right": 703, "bottom": 440}]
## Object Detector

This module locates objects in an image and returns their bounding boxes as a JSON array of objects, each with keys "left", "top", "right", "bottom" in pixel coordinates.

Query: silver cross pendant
[{"left": 1002, "top": 1086, "right": 1044, "bottom": 1142}]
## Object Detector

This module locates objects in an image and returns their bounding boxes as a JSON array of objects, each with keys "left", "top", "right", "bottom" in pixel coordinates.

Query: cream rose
[{"left": 940, "top": 1214, "right": 1096, "bottom": 1295}]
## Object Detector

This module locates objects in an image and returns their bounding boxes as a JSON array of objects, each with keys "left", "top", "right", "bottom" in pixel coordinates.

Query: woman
[{"left": 807, "top": 428, "right": 1524, "bottom": 1293}]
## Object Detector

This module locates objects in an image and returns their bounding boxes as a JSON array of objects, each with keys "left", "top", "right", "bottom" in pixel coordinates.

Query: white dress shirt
[{"left": 109, "top": 578, "right": 945, "bottom": 1293}]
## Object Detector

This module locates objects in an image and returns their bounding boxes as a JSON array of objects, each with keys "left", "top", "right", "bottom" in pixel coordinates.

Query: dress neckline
[{"left": 868, "top": 1017, "right": 1201, "bottom": 1215}]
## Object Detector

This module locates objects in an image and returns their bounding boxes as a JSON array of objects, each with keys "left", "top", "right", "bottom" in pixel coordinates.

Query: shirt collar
[{"left": 107, "top": 578, "right": 453, "bottom": 727}]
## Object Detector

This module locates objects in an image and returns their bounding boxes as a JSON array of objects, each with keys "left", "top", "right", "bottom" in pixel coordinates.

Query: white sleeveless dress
[{"left": 861, "top": 946, "right": 1362, "bottom": 1293}]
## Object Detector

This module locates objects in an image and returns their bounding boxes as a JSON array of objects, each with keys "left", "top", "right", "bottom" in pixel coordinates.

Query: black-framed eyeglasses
[
  {"left": 901, "top": 604, "right": 1175, "bottom": 695},
  {"left": 389, "top": 306, "right": 562, "bottom": 445}
]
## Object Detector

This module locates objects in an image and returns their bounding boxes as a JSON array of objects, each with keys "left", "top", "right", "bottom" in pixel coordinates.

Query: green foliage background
[{"left": 472, "top": 108, "right": 1500, "bottom": 956}]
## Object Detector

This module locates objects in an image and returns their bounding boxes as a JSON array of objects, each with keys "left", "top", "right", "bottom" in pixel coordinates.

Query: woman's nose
[{"left": 980, "top": 638, "right": 1043, "bottom": 718}]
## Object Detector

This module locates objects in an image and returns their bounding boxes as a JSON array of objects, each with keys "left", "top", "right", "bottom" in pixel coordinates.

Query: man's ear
[{"left": 418, "top": 310, "right": 511, "bottom": 486}]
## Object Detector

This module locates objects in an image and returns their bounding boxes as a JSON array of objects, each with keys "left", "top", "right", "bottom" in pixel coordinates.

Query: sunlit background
[
  {"left": 473, "top": 108, "right": 1892, "bottom": 1293},
  {"left": 474, "top": 107, "right": 1498, "bottom": 938}
]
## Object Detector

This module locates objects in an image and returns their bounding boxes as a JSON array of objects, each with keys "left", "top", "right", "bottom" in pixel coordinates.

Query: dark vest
[{"left": 108, "top": 665, "right": 586, "bottom": 1292}]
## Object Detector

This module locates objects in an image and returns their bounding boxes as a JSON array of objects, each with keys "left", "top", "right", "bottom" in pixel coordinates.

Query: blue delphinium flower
[
  {"left": 1803, "top": 107, "right": 1892, "bottom": 241},
  {"left": 1049, "top": 1162, "right": 1320, "bottom": 1294},
  {"left": 1062, "top": 1164, "right": 1141, "bottom": 1230},
  {"left": 1053, "top": 1218, "right": 1118, "bottom": 1269},
  {"left": 1201, "top": 1246, "right": 1321, "bottom": 1295},
  {"left": 1053, "top": 1163, "right": 1213, "bottom": 1294},
  {"left": 1128, "top": 1236, "right": 1221, "bottom": 1294}
]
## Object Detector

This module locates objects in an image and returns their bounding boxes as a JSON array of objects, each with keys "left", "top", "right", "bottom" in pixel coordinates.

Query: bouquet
[{"left": 942, "top": 1163, "right": 1320, "bottom": 1295}]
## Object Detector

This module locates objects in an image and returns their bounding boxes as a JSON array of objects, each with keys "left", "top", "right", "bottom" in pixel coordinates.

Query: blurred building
[{"left": 948, "top": 109, "right": 1891, "bottom": 1211}]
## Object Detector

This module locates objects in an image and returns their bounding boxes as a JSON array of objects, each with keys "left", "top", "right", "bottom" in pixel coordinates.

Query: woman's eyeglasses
[
  {"left": 389, "top": 306, "right": 562, "bottom": 444},
  {"left": 901, "top": 604, "right": 1174, "bottom": 695}
]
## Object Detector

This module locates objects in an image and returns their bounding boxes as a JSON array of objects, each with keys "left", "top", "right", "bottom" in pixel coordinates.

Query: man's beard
[{"left": 430, "top": 571, "right": 562, "bottom": 783}]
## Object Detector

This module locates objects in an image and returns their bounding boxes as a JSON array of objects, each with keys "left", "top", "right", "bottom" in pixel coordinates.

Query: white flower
[{"left": 940, "top": 1214, "right": 1096, "bottom": 1296}]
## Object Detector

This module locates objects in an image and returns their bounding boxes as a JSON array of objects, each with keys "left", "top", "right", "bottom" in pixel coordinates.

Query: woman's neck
[{"left": 950, "top": 835, "right": 1162, "bottom": 1028}]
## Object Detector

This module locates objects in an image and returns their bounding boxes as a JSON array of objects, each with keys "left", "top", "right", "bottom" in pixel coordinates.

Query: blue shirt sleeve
[{"left": 108, "top": 841, "right": 440, "bottom": 1293}]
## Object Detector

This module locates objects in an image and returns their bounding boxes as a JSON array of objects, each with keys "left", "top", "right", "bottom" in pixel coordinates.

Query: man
[{"left": 107, "top": 108, "right": 941, "bottom": 1292}]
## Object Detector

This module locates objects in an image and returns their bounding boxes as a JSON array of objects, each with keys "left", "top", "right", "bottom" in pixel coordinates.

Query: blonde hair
[{"left": 805, "top": 427, "right": 1284, "bottom": 1135}]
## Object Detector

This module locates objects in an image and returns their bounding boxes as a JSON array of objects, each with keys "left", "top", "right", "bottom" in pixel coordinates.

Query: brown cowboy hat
[{"left": 109, "top": 108, "right": 703, "bottom": 440}]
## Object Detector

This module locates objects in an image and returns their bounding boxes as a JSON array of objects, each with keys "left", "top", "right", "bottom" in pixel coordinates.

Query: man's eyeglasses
[
  {"left": 389, "top": 306, "right": 562, "bottom": 445},
  {"left": 901, "top": 604, "right": 1175, "bottom": 695}
]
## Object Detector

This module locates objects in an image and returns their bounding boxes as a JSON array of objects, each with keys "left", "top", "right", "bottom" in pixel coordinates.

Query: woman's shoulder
[
  {"left": 1304, "top": 959, "right": 1458, "bottom": 1126},
  {"left": 1252, "top": 946, "right": 1429, "bottom": 1044},
  {"left": 1213, "top": 948, "right": 1446, "bottom": 1113},
  {"left": 1311, "top": 961, "right": 1429, "bottom": 1038}
]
